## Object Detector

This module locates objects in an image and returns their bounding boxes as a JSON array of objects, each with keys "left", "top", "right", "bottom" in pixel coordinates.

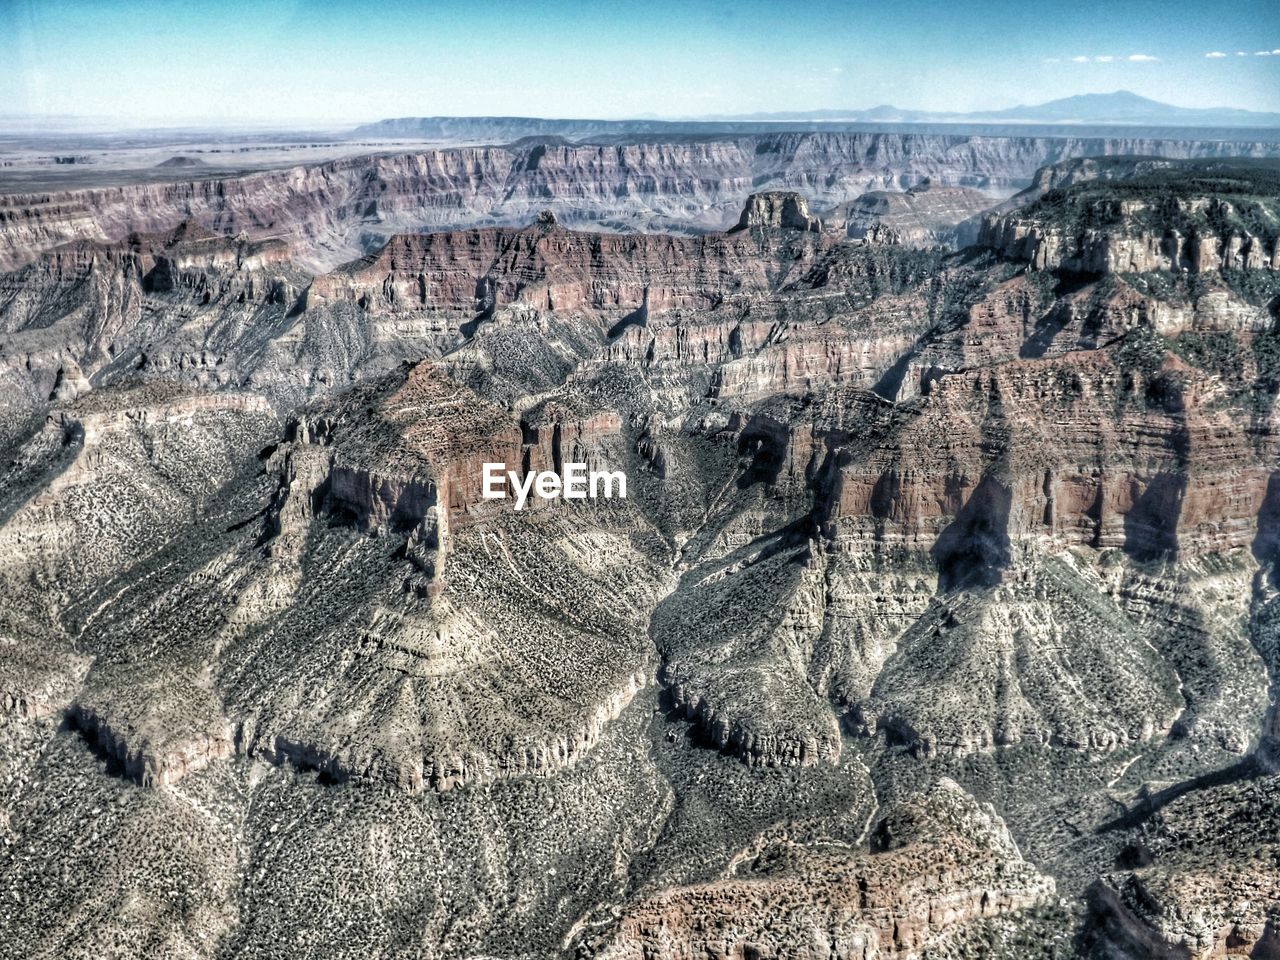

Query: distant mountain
[
  {"left": 696, "top": 105, "right": 934, "bottom": 123},
  {"left": 696, "top": 92, "right": 1280, "bottom": 128},
  {"left": 971, "top": 91, "right": 1280, "bottom": 126},
  {"left": 351, "top": 94, "right": 1280, "bottom": 146}
]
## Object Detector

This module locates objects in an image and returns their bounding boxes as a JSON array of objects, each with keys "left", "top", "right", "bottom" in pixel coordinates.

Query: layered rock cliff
[
  {"left": 980, "top": 158, "right": 1280, "bottom": 274},
  {"left": 5, "top": 132, "right": 1280, "bottom": 275}
]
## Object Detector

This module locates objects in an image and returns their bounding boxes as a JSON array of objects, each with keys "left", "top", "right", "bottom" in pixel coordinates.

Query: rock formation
[
  {"left": 734, "top": 191, "right": 823, "bottom": 232},
  {"left": 595, "top": 779, "right": 1054, "bottom": 959},
  {"left": 839, "top": 179, "right": 997, "bottom": 248}
]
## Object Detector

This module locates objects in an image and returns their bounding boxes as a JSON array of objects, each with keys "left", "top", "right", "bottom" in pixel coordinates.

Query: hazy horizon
[
  {"left": 3, "top": 91, "right": 1280, "bottom": 136},
  {"left": 2, "top": 0, "right": 1279, "bottom": 127}
]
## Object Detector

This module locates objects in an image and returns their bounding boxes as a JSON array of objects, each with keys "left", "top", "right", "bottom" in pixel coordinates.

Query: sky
[{"left": 1, "top": 0, "right": 1278, "bottom": 126}]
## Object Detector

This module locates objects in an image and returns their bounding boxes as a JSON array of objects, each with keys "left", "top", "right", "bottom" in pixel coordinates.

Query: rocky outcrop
[
  {"left": 262, "top": 363, "right": 527, "bottom": 598},
  {"left": 70, "top": 670, "right": 235, "bottom": 788},
  {"left": 248, "top": 666, "right": 650, "bottom": 794},
  {"left": 71, "top": 701, "right": 234, "bottom": 788},
  {"left": 733, "top": 191, "right": 822, "bottom": 232},
  {"left": 666, "top": 676, "right": 841, "bottom": 769},
  {"left": 0, "top": 224, "right": 313, "bottom": 407},
  {"left": 0, "top": 223, "right": 294, "bottom": 326},
  {"left": 273, "top": 363, "right": 527, "bottom": 525},
  {"left": 234, "top": 359, "right": 667, "bottom": 795},
  {"left": 708, "top": 313, "right": 925, "bottom": 402},
  {"left": 594, "top": 779, "right": 1054, "bottom": 959},
  {"left": 839, "top": 180, "right": 996, "bottom": 248},
  {"left": 522, "top": 402, "right": 622, "bottom": 476}
]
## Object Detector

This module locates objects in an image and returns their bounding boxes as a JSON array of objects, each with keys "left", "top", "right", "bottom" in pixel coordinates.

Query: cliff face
[
  {"left": 980, "top": 214, "right": 1280, "bottom": 274},
  {"left": 307, "top": 215, "right": 829, "bottom": 316},
  {"left": 821, "top": 350, "right": 1271, "bottom": 561},
  {"left": 0, "top": 196, "right": 890, "bottom": 413},
  {"left": 979, "top": 158, "right": 1280, "bottom": 274},
  {"left": 5, "top": 132, "right": 1280, "bottom": 274}
]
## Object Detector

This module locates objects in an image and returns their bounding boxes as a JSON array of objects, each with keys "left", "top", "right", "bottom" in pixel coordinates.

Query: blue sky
[{"left": 2, "top": 0, "right": 1278, "bottom": 125}]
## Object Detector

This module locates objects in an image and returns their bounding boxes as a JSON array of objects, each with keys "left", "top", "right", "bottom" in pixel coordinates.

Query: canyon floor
[{"left": 1, "top": 136, "right": 1280, "bottom": 959}]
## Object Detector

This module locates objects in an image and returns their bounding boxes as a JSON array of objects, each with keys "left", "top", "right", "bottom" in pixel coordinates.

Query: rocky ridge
[{"left": 5, "top": 132, "right": 1280, "bottom": 275}]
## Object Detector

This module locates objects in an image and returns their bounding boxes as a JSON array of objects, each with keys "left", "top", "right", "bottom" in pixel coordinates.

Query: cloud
[
  {"left": 1043, "top": 57, "right": 1061, "bottom": 63},
  {"left": 1238, "top": 51, "right": 1249, "bottom": 56},
  {"left": 1064, "top": 52, "right": 1158, "bottom": 64},
  {"left": 1274, "top": 49, "right": 1280, "bottom": 54},
  {"left": 1205, "top": 51, "right": 1228, "bottom": 57},
  {"left": 1257, "top": 51, "right": 1273, "bottom": 56},
  {"left": 830, "top": 67, "right": 844, "bottom": 73}
]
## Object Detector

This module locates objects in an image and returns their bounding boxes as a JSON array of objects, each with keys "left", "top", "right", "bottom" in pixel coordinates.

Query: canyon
[
  {"left": 5, "top": 130, "right": 1280, "bottom": 277},
  {"left": 1, "top": 148, "right": 1279, "bottom": 959}
]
